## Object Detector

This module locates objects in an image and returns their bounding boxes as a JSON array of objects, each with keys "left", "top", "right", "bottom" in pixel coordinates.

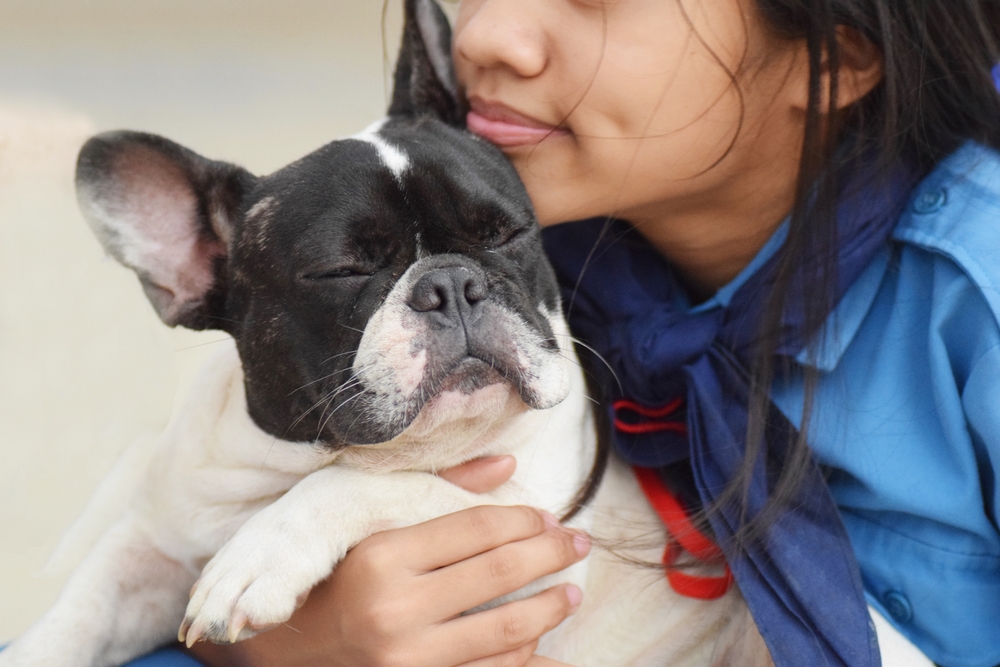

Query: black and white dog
[{"left": 0, "top": 2, "right": 787, "bottom": 666}]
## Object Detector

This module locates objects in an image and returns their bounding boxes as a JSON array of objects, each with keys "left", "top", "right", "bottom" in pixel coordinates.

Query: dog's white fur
[
  {"left": 0, "top": 338, "right": 752, "bottom": 667},
  {"left": 0, "top": 257, "right": 765, "bottom": 667},
  {"left": 0, "top": 240, "right": 931, "bottom": 667}
]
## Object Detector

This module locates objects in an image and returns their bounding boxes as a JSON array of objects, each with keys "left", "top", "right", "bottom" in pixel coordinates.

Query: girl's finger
[
  {"left": 456, "top": 641, "right": 538, "bottom": 667},
  {"left": 386, "top": 505, "right": 558, "bottom": 572},
  {"left": 438, "top": 455, "right": 517, "bottom": 494},
  {"left": 433, "top": 584, "right": 582, "bottom": 665},
  {"left": 425, "top": 527, "right": 590, "bottom": 615}
]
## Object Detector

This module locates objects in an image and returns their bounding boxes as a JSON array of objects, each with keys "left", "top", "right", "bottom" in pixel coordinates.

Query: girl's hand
[{"left": 186, "top": 456, "right": 588, "bottom": 667}]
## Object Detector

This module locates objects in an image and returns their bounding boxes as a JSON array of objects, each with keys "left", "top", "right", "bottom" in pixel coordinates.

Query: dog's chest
[{"left": 540, "top": 457, "right": 746, "bottom": 667}]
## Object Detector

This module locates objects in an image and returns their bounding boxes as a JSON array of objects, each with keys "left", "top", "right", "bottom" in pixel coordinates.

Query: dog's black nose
[{"left": 408, "top": 267, "right": 488, "bottom": 325}]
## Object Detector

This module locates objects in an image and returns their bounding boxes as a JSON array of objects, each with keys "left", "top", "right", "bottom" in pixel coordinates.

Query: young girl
[{"left": 179, "top": 0, "right": 1000, "bottom": 665}]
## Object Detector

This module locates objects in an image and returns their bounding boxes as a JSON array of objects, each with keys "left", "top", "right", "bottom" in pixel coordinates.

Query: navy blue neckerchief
[{"left": 541, "top": 165, "right": 919, "bottom": 667}]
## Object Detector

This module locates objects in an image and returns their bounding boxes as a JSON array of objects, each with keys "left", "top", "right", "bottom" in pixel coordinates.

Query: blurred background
[{"left": 0, "top": 0, "right": 430, "bottom": 642}]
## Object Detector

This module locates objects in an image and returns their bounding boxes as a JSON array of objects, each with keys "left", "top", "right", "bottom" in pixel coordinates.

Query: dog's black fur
[{"left": 75, "top": 0, "right": 562, "bottom": 448}]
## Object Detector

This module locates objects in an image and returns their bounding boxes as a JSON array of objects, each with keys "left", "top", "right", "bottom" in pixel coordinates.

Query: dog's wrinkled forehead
[{"left": 233, "top": 117, "right": 539, "bottom": 280}]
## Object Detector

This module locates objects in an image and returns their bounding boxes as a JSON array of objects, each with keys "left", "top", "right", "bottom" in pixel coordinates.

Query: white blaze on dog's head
[{"left": 351, "top": 119, "right": 410, "bottom": 181}]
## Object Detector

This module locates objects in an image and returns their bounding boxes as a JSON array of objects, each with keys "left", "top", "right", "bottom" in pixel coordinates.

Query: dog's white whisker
[
  {"left": 260, "top": 436, "right": 282, "bottom": 471},
  {"left": 290, "top": 371, "right": 368, "bottom": 432},
  {"left": 312, "top": 379, "right": 366, "bottom": 437},
  {"left": 550, "top": 333, "right": 622, "bottom": 393},
  {"left": 289, "top": 371, "right": 344, "bottom": 396},
  {"left": 319, "top": 350, "right": 358, "bottom": 366},
  {"left": 317, "top": 391, "right": 366, "bottom": 437},
  {"left": 174, "top": 336, "right": 235, "bottom": 352}
]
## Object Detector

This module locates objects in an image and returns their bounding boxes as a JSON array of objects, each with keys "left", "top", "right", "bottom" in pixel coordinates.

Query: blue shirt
[{"left": 696, "top": 142, "right": 1000, "bottom": 667}]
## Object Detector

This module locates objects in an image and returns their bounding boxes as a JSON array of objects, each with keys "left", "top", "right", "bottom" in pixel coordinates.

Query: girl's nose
[{"left": 454, "top": 0, "right": 547, "bottom": 79}]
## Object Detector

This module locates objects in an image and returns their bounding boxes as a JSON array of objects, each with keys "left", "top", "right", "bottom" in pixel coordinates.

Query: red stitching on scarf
[
  {"left": 613, "top": 398, "right": 688, "bottom": 435},
  {"left": 613, "top": 397, "right": 684, "bottom": 418}
]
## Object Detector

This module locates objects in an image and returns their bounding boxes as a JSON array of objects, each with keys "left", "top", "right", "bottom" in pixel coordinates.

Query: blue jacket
[{"left": 767, "top": 142, "right": 1000, "bottom": 667}]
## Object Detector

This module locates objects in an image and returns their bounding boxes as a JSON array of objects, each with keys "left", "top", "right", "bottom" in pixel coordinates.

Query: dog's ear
[
  {"left": 389, "top": 0, "right": 463, "bottom": 125},
  {"left": 76, "top": 130, "right": 255, "bottom": 331}
]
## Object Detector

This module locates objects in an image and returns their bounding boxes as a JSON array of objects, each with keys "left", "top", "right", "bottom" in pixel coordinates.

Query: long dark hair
[{"left": 732, "top": 0, "right": 1000, "bottom": 541}]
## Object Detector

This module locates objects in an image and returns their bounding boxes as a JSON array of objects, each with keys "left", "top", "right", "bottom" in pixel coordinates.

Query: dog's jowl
[{"left": 0, "top": 1, "right": 765, "bottom": 666}]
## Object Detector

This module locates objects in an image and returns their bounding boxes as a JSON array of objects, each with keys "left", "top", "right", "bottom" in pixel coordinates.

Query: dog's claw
[
  {"left": 180, "top": 506, "right": 335, "bottom": 648},
  {"left": 177, "top": 620, "right": 190, "bottom": 644},
  {"left": 228, "top": 614, "right": 247, "bottom": 644},
  {"left": 184, "top": 624, "right": 203, "bottom": 649}
]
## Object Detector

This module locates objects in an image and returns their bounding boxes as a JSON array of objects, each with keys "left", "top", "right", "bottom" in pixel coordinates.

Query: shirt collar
[
  {"left": 796, "top": 246, "right": 891, "bottom": 371},
  {"left": 686, "top": 218, "right": 891, "bottom": 372}
]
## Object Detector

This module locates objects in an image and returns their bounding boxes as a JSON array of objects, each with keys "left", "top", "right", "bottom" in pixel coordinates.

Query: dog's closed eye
[
  {"left": 300, "top": 266, "right": 376, "bottom": 281},
  {"left": 495, "top": 226, "right": 529, "bottom": 247}
]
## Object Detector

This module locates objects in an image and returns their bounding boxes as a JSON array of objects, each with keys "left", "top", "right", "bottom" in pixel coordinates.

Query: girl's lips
[{"left": 466, "top": 100, "right": 568, "bottom": 147}]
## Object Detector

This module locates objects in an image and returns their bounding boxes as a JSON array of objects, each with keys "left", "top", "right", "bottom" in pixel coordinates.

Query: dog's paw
[{"left": 178, "top": 525, "right": 335, "bottom": 646}]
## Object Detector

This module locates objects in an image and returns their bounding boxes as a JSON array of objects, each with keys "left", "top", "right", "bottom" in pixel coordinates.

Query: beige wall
[{"left": 0, "top": 0, "right": 410, "bottom": 642}]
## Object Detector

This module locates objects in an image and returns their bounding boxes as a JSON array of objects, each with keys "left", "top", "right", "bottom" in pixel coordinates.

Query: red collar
[{"left": 633, "top": 466, "right": 733, "bottom": 600}]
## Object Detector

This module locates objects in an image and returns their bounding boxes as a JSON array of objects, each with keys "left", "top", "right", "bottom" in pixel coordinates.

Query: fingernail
[
  {"left": 541, "top": 510, "right": 560, "bottom": 530},
  {"left": 565, "top": 584, "right": 583, "bottom": 612},
  {"left": 572, "top": 531, "right": 591, "bottom": 556}
]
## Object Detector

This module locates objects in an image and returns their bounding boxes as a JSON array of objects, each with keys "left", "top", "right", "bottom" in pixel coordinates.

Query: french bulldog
[{"left": 0, "top": 1, "right": 777, "bottom": 666}]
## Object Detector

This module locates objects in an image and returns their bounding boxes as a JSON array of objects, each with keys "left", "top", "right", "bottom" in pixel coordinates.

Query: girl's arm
[{"left": 185, "top": 456, "right": 585, "bottom": 667}]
